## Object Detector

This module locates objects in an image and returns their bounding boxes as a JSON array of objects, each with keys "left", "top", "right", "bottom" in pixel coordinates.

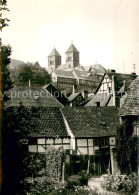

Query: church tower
[
  {"left": 65, "top": 44, "right": 79, "bottom": 69},
  {"left": 48, "top": 48, "right": 61, "bottom": 69}
]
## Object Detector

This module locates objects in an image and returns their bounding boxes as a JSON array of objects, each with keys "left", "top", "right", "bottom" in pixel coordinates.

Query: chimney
[
  {"left": 111, "top": 69, "right": 116, "bottom": 73},
  {"left": 131, "top": 72, "right": 136, "bottom": 75}
]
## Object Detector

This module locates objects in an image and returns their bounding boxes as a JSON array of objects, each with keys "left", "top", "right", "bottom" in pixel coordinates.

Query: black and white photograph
[{"left": 1, "top": 0, "right": 139, "bottom": 194}]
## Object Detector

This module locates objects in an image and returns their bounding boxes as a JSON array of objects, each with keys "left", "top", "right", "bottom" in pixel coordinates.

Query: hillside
[{"left": 9, "top": 59, "right": 25, "bottom": 69}]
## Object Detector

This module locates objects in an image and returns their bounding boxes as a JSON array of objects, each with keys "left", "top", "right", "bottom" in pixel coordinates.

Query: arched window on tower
[
  {"left": 68, "top": 56, "right": 72, "bottom": 62},
  {"left": 50, "top": 58, "right": 54, "bottom": 65}
]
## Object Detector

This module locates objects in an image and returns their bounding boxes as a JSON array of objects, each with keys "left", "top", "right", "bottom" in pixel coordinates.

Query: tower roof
[
  {"left": 66, "top": 44, "right": 79, "bottom": 53},
  {"left": 49, "top": 48, "right": 61, "bottom": 57}
]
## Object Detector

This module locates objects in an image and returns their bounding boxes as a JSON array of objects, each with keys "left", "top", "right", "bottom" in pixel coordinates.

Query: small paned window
[{"left": 68, "top": 57, "right": 72, "bottom": 62}]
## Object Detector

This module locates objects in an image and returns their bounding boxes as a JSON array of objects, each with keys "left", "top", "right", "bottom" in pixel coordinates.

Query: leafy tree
[
  {"left": 115, "top": 119, "right": 137, "bottom": 174},
  {"left": 0, "top": 0, "right": 10, "bottom": 30},
  {"left": 2, "top": 106, "right": 43, "bottom": 195},
  {"left": 1, "top": 45, "right": 13, "bottom": 93},
  {"left": 16, "top": 62, "right": 51, "bottom": 86}
]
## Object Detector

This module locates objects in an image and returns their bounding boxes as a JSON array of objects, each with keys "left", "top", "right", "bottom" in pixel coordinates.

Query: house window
[{"left": 68, "top": 57, "right": 72, "bottom": 61}]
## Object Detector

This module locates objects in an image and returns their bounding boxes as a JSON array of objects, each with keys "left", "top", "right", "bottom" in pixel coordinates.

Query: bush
[
  {"left": 67, "top": 170, "right": 90, "bottom": 187},
  {"left": 49, "top": 185, "right": 100, "bottom": 195},
  {"left": 78, "top": 170, "right": 89, "bottom": 186},
  {"left": 67, "top": 175, "right": 82, "bottom": 187},
  {"left": 101, "top": 172, "right": 138, "bottom": 194}
]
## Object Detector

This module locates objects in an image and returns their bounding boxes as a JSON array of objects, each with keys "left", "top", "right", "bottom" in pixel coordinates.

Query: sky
[{"left": 2, "top": 0, "right": 139, "bottom": 74}]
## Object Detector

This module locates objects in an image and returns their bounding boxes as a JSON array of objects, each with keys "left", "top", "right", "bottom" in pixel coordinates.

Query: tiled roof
[
  {"left": 7, "top": 106, "right": 119, "bottom": 138},
  {"left": 74, "top": 70, "right": 99, "bottom": 82},
  {"left": 45, "top": 84, "right": 69, "bottom": 105},
  {"left": 90, "top": 64, "right": 106, "bottom": 74},
  {"left": 48, "top": 48, "right": 61, "bottom": 56},
  {"left": 62, "top": 107, "right": 119, "bottom": 138},
  {"left": 108, "top": 72, "right": 137, "bottom": 92},
  {"left": 78, "top": 95, "right": 93, "bottom": 106},
  {"left": 68, "top": 93, "right": 81, "bottom": 102},
  {"left": 85, "top": 93, "right": 112, "bottom": 107},
  {"left": 5, "top": 86, "right": 63, "bottom": 108},
  {"left": 119, "top": 76, "right": 139, "bottom": 116},
  {"left": 55, "top": 70, "right": 75, "bottom": 78},
  {"left": 56, "top": 64, "right": 67, "bottom": 70},
  {"left": 10, "top": 107, "right": 69, "bottom": 138},
  {"left": 66, "top": 44, "right": 79, "bottom": 53}
]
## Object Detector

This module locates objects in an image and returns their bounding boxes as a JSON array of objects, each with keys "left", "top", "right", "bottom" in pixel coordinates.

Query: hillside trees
[{"left": 10, "top": 61, "right": 51, "bottom": 86}]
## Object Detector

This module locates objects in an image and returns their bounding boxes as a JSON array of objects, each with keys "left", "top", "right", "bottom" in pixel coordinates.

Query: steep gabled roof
[
  {"left": 68, "top": 92, "right": 81, "bottom": 102},
  {"left": 5, "top": 86, "right": 63, "bottom": 108},
  {"left": 45, "top": 84, "right": 69, "bottom": 105},
  {"left": 7, "top": 106, "right": 119, "bottom": 139},
  {"left": 48, "top": 48, "right": 61, "bottom": 57},
  {"left": 9, "top": 107, "right": 69, "bottom": 138},
  {"left": 107, "top": 72, "right": 137, "bottom": 92},
  {"left": 66, "top": 44, "right": 79, "bottom": 53},
  {"left": 62, "top": 107, "right": 119, "bottom": 138},
  {"left": 119, "top": 76, "right": 139, "bottom": 116},
  {"left": 89, "top": 64, "right": 106, "bottom": 74},
  {"left": 85, "top": 93, "right": 112, "bottom": 107}
]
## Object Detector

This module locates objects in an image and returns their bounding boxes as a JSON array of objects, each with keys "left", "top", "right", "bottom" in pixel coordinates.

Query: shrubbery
[{"left": 101, "top": 172, "right": 138, "bottom": 194}]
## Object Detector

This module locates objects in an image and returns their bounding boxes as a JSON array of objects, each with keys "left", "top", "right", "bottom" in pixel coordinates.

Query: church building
[{"left": 47, "top": 43, "right": 104, "bottom": 94}]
